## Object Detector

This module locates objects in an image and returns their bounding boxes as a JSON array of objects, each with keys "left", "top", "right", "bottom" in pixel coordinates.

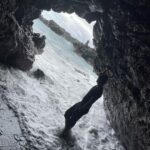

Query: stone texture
[
  {"left": 0, "top": 0, "right": 46, "bottom": 70},
  {"left": 91, "top": 1, "right": 150, "bottom": 150},
  {"left": 0, "top": 0, "right": 150, "bottom": 150}
]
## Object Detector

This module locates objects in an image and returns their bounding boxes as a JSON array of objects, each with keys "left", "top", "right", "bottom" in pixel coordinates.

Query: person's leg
[
  {"left": 65, "top": 106, "right": 90, "bottom": 128},
  {"left": 64, "top": 117, "right": 77, "bottom": 132},
  {"left": 63, "top": 85, "right": 102, "bottom": 132},
  {"left": 64, "top": 102, "right": 81, "bottom": 131}
]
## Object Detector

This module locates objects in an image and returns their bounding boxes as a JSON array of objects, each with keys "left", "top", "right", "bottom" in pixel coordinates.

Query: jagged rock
[
  {"left": 33, "top": 69, "right": 45, "bottom": 79},
  {"left": 0, "top": 0, "right": 47, "bottom": 71},
  {"left": 0, "top": 0, "right": 150, "bottom": 150},
  {"left": 32, "top": 33, "right": 46, "bottom": 54}
]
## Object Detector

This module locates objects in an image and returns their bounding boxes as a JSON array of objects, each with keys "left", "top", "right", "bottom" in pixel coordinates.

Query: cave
[{"left": 0, "top": 0, "right": 150, "bottom": 150}]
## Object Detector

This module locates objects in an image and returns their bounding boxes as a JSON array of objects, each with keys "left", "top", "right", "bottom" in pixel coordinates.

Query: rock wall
[
  {"left": 0, "top": 0, "right": 46, "bottom": 70},
  {"left": 0, "top": 0, "right": 150, "bottom": 150},
  {"left": 91, "top": 1, "right": 150, "bottom": 150}
]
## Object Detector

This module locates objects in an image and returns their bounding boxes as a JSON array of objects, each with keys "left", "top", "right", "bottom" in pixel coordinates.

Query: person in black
[{"left": 63, "top": 69, "right": 112, "bottom": 134}]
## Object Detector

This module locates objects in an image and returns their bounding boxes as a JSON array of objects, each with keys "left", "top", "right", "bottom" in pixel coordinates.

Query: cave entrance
[
  {"left": 40, "top": 10, "right": 95, "bottom": 48},
  {"left": 30, "top": 9, "right": 121, "bottom": 148},
  {"left": 31, "top": 10, "right": 113, "bottom": 149},
  {"left": 33, "top": 9, "right": 97, "bottom": 75}
]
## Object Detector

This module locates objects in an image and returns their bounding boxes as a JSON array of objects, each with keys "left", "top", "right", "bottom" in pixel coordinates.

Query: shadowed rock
[{"left": 0, "top": 0, "right": 150, "bottom": 149}]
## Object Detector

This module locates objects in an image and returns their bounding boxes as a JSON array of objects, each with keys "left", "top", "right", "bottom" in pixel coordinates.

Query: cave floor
[{"left": 0, "top": 99, "right": 26, "bottom": 150}]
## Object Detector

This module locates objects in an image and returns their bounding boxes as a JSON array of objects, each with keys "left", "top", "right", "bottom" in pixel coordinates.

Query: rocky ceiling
[{"left": 0, "top": 0, "right": 150, "bottom": 149}]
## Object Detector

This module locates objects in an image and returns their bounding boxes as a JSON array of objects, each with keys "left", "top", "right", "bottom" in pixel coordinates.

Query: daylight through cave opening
[{"left": 33, "top": 9, "right": 97, "bottom": 67}]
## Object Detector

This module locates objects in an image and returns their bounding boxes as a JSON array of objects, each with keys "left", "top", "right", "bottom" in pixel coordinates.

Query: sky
[{"left": 42, "top": 10, "right": 96, "bottom": 48}]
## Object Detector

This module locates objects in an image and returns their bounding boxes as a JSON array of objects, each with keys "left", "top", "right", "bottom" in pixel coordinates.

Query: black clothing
[
  {"left": 64, "top": 85, "right": 103, "bottom": 130},
  {"left": 64, "top": 73, "right": 108, "bottom": 130},
  {"left": 97, "top": 74, "right": 108, "bottom": 85}
]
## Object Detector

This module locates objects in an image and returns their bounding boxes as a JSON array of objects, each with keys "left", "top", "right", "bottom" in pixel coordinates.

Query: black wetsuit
[{"left": 64, "top": 75, "right": 107, "bottom": 130}]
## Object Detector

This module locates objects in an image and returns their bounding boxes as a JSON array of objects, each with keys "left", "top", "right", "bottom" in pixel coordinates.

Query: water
[
  {"left": 42, "top": 10, "right": 95, "bottom": 48},
  {"left": 33, "top": 19, "right": 96, "bottom": 78}
]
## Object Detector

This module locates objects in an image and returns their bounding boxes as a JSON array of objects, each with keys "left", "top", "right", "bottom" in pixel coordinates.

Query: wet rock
[
  {"left": 74, "top": 42, "right": 97, "bottom": 65},
  {"left": 33, "top": 69, "right": 45, "bottom": 79},
  {"left": 101, "top": 137, "right": 109, "bottom": 143},
  {"left": 91, "top": 1, "right": 150, "bottom": 149},
  {"left": 32, "top": 33, "right": 46, "bottom": 55},
  {"left": 0, "top": 0, "right": 47, "bottom": 71}
]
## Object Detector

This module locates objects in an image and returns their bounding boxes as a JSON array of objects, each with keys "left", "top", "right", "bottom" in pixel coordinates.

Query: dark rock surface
[
  {"left": 0, "top": 0, "right": 46, "bottom": 70},
  {"left": 0, "top": 0, "right": 150, "bottom": 150},
  {"left": 39, "top": 15, "right": 97, "bottom": 65},
  {"left": 90, "top": 1, "right": 150, "bottom": 150},
  {"left": 74, "top": 42, "right": 97, "bottom": 65},
  {"left": 33, "top": 69, "right": 45, "bottom": 79}
]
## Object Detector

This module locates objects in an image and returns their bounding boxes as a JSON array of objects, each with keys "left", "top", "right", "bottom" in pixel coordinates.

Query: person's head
[
  {"left": 98, "top": 74, "right": 108, "bottom": 86},
  {"left": 97, "top": 68, "right": 113, "bottom": 86},
  {"left": 103, "top": 69, "right": 113, "bottom": 77}
]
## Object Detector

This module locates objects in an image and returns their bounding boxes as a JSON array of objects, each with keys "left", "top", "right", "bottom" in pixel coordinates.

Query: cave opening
[
  {"left": 33, "top": 9, "right": 97, "bottom": 67},
  {"left": 32, "top": 9, "right": 99, "bottom": 78},
  {"left": 41, "top": 10, "right": 96, "bottom": 48}
]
